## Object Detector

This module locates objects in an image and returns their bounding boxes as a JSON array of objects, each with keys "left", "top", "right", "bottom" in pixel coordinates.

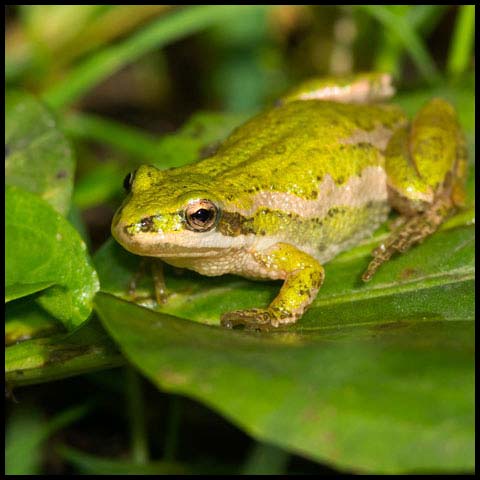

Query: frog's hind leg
[
  {"left": 280, "top": 72, "right": 395, "bottom": 105},
  {"left": 362, "top": 98, "right": 467, "bottom": 282},
  {"left": 362, "top": 191, "right": 454, "bottom": 281}
]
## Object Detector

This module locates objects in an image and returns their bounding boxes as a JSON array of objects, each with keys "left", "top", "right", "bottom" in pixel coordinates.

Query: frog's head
[{"left": 112, "top": 165, "right": 233, "bottom": 257}]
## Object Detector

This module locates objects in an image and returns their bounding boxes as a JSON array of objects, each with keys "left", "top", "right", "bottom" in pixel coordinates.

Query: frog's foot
[
  {"left": 362, "top": 194, "right": 453, "bottom": 282},
  {"left": 220, "top": 308, "right": 295, "bottom": 332}
]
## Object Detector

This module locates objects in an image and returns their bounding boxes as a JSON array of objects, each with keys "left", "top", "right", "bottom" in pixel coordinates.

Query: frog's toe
[{"left": 220, "top": 309, "right": 274, "bottom": 332}]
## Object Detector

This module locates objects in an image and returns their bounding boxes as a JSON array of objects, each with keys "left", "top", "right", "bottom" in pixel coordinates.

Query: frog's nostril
[{"left": 139, "top": 217, "right": 155, "bottom": 232}]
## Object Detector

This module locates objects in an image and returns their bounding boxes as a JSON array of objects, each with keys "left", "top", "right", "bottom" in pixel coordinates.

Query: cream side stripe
[{"left": 228, "top": 166, "right": 388, "bottom": 218}]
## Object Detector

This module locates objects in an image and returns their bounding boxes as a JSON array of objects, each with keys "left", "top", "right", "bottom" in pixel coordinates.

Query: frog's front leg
[
  {"left": 363, "top": 98, "right": 467, "bottom": 281},
  {"left": 221, "top": 243, "right": 324, "bottom": 331},
  {"left": 128, "top": 258, "right": 169, "bottom": 304}
]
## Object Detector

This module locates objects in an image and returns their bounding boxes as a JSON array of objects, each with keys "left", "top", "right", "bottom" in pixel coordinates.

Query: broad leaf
[
  {"left": 5, "top": 90, "right": 74, "bottom": 216},
  {"left": 6, "top": 297, "right": 62, "bottom": 346},
  {"left": 95, "top": 292, "right": 474, "bottom": 474},
  {"left": 6, "top": 186, "right": 99, "bottom": 329},
  {"left": 5, "top": 317, "right": 123, "bottom": 387}
]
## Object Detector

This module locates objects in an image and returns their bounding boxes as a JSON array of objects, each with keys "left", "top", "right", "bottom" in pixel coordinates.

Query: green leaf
[
  {"left": 6, "top": 282, "right": 55, "bottom": 302},
  {"left": 358, "top": 5, "right": 441, "bottom": 84},
  {"left": 153, "top": 111, "right": 251, "bottom": 169},
  {"left": 5, "top": 90, "right": 75, "bottom": 216},
  {"left": 6, "top": 401, "right": 44, "bottom": 475},
  {"left": 42, "top": 5, "right": 272, "bottom": 110},
  {"left": 6, "top": 402, "right": 91, "bottom": 475},
  {"left": 6, "top": 296, "right": 62, "bottom": 346},
  {"left": 6, "top": 186, "right": 99, "bottom": 329},
  {"left": 56, "top": 444, "right": 189, "bottom": 475},
  {"left": 95, "top": 291, "right": 474, "bottom": 474},
  {"left": 5, "top": 316, "right": 124, "bottom": 387},
  {"left": 447, "top": 5, "right": 475, "bottom": 78}
]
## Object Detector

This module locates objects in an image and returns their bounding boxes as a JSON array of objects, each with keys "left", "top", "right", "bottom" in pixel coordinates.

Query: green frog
[{"left": 112, "top": 73, "right": 467, "bottom": 331}]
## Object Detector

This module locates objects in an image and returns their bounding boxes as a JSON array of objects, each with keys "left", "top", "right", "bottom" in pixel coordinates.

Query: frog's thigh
[
  {"left": 363, "top": 99, "right": 467, "bottom": 281},
  {"left": 221, "top": 243, "right": 324, "bottom": 330}
]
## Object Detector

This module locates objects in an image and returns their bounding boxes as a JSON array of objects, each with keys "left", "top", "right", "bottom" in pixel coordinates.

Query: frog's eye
[
  {"left": 123, "top": 171, "right": 136, "bottom": 192},
  {"left": 185, "top": 199, "right": 218, "bottom": 232}
]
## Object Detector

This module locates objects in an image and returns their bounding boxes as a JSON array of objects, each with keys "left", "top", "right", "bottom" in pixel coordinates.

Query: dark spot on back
[
  {"left": 56, "top": 170, "right": 67, "bottom": 179},
  {"left": 356, "top": 142, "right": 373, "bottom": 150}
]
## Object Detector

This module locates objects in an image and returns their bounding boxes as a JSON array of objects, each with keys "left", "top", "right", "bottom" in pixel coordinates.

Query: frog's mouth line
[{"left": 112, "top": 221, "right": 257, "bottom": 259}]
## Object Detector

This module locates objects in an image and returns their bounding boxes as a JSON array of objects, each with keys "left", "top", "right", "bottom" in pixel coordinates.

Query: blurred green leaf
[
  {"left": 6, "top": 402, "right": 91, "bottom": 475},
  {"left": 241, "top": 442, "right": 290, "bottom": 475},
  {"left": 5, "top": 317, "right": 124, "bottom": 387},
  {"left": 72, "top": 162, "right": 125, "bottom": 210},
  {"left": 358, "top": 5, "right": 441, "bottom": 83},
  {"left": 56, "top": 444, "right": 189, "bottom": 475},
  {"left": 447, "top": 5, "right": 475, "bottom": 78},
  {"left": 373, "top": 6, "right": 448, "bottom": 77},
  {"left": 5, "top": 90, "right": 75, "bottom": 216},
  {"left": 6, "top": 401, "right": 44, "bottom": 475},
  {"left": 64, "top": 112, "right": 159, "bottom": 162},
  {"left": 153, "top": 111, "right": 251, "bottom": 169},
  {"left": 5, "top": 186, "right": 99, "bottom": 329},
  {"left": 6, "top": 296, "right": 62, "bottom": 346},
  {"left": 42, "top": 5, "right": 272, "bottom": 110}
]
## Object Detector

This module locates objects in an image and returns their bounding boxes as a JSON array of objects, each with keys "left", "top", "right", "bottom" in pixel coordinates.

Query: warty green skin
[{"left": 112, "top": 78, "right": 466, "bottom": 330}]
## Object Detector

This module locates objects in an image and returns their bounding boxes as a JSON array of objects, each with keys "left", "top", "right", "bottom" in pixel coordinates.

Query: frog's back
[{"left": 195, "top": 100, "right": 406, "bottom": 197}]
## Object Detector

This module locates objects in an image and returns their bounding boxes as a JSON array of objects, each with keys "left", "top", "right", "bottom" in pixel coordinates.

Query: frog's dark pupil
[
  {"left": 192, "top": 208, "right": 212, "bottom": 223},
  {"left": 123, "top": 172, "right": 132, "bottom": 191}
]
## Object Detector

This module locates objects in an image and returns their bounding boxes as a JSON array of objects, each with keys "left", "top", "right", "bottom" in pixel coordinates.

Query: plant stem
[
  {"left": 126, "top": 367, "right": 149, "bottom": 464},
  {"left": 163, "top": 396, "right": 181, "bottom": 461},
  {"left": 359, "top": 5, "right": 441, "bottom": 84}
]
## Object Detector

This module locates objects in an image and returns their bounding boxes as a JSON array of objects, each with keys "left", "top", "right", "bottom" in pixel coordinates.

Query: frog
[{"left": 111, "top": 72, "right": 467, "bottom": 331}]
